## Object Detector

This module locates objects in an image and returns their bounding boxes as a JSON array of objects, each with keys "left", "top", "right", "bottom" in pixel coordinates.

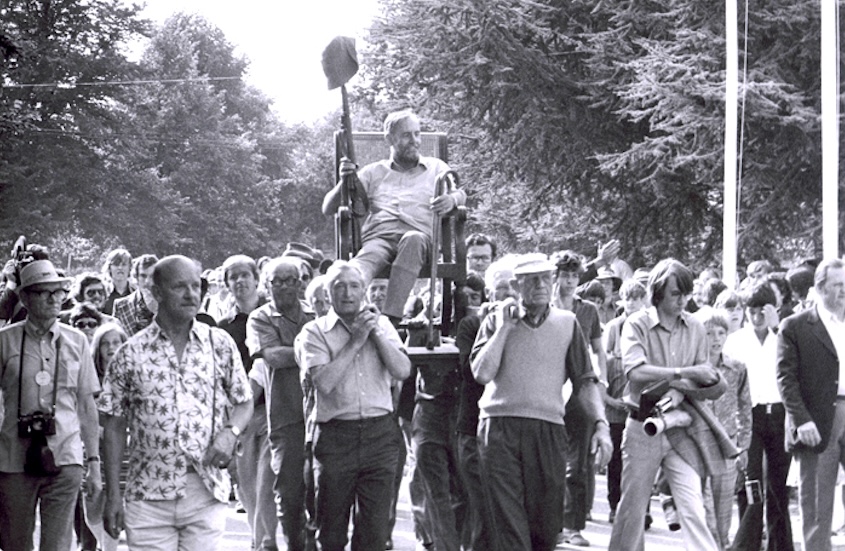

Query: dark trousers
[
  {"left": 456, "top": 432, "right": 497, "bottom": 551},
  {"left": 412, "top": 400, "right": 465, "bottom": 551},
  {"left": 269, "top": 422, "right": 307, "bottom": 551},
  {"left": 386, "top": 417, "right": 407, "bottom": 544},
  {"left": 734, "top": 404, "right": 794, "bottom": 551},
  {"left": 563, "top": 402, "right": 596, "bottom": 531},
  {"left": 478, "top": 417, "right": 567, "bottom": 551},
  {"left": 0, "top": 465, "right": 84, "bottom": 551},
  {"left": 313, "top": 414, "right": 401, "bottom": 551},
  {"left": 607, "top": 422, "right": 625, "bottom": 512}
]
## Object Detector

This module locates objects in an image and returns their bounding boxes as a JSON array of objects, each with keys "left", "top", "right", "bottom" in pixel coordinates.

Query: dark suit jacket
[{"left": 776, "top": 306, "right": 841, "bottom": 453}]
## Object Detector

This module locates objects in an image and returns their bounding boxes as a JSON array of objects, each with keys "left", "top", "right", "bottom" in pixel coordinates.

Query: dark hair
[
  {"left": 464, "top": 272, "right": 486, "bottom": 293},
  {"left": 69, "top": 302, "right": 103, "bottom": 325},
  {"left": 786, "top": 265, "right": 815, "bottom": 301},
  {"left": 72, "top": 272, "right": 107, "bottom": 303},
  {"left": 132, "top": 254, "right": 159, "bottom": 278},
  {"left": 648, "top": 258, "right": 694, "bottom": 307},
  {"left": 466, "top": 233, "right": 497, "bottom": 259},
  {"left": 222, "top": 255, "right": 258, "bottom": 286},
  {"left": 578, "top": 279, "right": 606, "bottom": 303},
  {"left": 551, "top": 250, "right": 584, "bottom": 275},
  {"left": 742, "top": 283, "right": 777, "bottom": 309},
  {"left": 700, "top": 279, "right": 728, "bottom": 307},
  {"left": 767, "top": 273, "right": 791, "bottom": 305}
]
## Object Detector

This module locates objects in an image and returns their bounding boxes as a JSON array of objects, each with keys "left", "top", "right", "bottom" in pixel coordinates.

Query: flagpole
[
  {"left": 723, "top": 0, "right": 739, "bottom": 287},
  {"left": 821, "top": 0, "right": 840, "bottom": 259}
]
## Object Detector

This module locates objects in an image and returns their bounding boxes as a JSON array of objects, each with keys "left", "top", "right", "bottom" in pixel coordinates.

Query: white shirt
[
  {"left": 723, "top": 324, "right": 781, "bottom": 405},
  {"left": 816, "top": 303, "right": 845, "bottom": 396}
]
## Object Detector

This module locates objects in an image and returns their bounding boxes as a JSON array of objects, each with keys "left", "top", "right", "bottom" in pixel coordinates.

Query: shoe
[
  {"left": 561, "top": 529, "right": 590, "bottom": 547},
  {"left": 661, "top": 496, "right": 681, "bottom": 531},
  {"left": 644, "top": 513, "right": 653, "bottom": 530},
  {"left": 385, "top": 538, "right": 393, "bottom": 550},
  {"left": 585, "top": 511, "right": 592, "bottom": 522},
  {"left": 608, "top": 508, "right": 616, "bottom": 523},
  {"left": 235, "top": 500, "right": 246, "bottom": 513}
]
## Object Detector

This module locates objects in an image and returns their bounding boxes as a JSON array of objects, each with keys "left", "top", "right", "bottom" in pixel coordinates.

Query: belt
[{"left": 754, "top": 403, "right": 783, "bottom": 414}]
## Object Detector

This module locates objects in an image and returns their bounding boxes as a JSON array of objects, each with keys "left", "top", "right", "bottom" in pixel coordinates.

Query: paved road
[{"left": 100, "top": 471, "right": 845, "bottom": 550}]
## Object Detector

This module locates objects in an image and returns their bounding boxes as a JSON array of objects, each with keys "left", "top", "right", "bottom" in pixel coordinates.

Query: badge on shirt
[{"left": 35, "top": 371, "right": 52, "bottom": 387}]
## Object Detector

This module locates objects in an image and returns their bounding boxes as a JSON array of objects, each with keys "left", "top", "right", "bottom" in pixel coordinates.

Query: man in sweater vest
[{"left": 471, "top": 253, "right": 612, "bottom": 551}]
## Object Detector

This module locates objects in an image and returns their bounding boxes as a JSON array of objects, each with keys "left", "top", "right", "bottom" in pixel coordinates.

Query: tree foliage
[
  {"left": 363, "top": 0, "right": 837, "bottom": 270},
  {"left": 0, "top": 5, "right": 335, "bottom": 271}
]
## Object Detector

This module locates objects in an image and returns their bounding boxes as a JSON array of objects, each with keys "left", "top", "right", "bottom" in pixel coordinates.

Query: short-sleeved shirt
[
  {"left": 219, "top": 297, "right": 267, "bottom": 374},
  {"left": 97, "top": 320, "right": 252, "bottom": 503},
  {"left": 295, "top": 309, "right": 405, "bottom": 423},
  {"left": 358, "top": 156, "right": 465, "bottom": 240},
  {"left": 0, "top": 320, "right": 100, "bottom": 472},
  {"left": 621, "top": 307, "right": 709, "bottom": 400},
  {"left": 246, "top": 302, "right": 314, "bottom": 431}
]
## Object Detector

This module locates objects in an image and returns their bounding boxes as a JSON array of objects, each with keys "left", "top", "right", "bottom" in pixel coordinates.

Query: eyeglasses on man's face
[
  {"left": 27, "top": 288, "right": 68, "bottom": 301},
  {"left": 270, "top": 276, "right": 300, "bottom": 289}
]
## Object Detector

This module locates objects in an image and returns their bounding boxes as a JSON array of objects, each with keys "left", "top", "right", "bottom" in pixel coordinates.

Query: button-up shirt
[
  {"left": 0, "top": 320, "right": 99, "bottom": 472},
  {"left": 723, "top": 325, "right": 781, "bottom": 405},
  {"left": 816, "top": 303, "right": 845, "bottom": 396},
  {"left": 112, "top": 290, "right": 155, "bottom": 336},
  {"left": 358, "top": 156, "right": 465, "bottom": 239},
  {"left": 705, "top": 355, "right": 752, "bottom": 450},
  {"left": 246, "top": 302, "right": 313, "bottom": 431},
  {"left": 622, "top": 307, "right": 709, "bottom": 400},
  {"left": 295, "top": 309, "right": 404, "bottom": 423},
  {"left": 98, "top": 320, "right": 251, "bottom": 502}
]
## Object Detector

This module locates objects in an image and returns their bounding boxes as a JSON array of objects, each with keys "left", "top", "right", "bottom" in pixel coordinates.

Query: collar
[
  {"left": 324, "top": 308, "right": 356, "bottom": 332},
  {"left": 387, "top": 156, "right": 430, "bottom": 173},
  {"left": 24, "top": 318, "right": 61, "bottom": 342},
  {"left": 817, "top": 302, "right": 845, "bottom": 324},
  {"left": 224, "top": 296, "right": 266, "bottom": 322},
  {"left": 267, "top": 300, "right": 307, "bottom": 323},
  {"left": 148, "top": 317, "right": 202, "bottom": 342},
  {"left": 643, "top": 306, "right": 691, "bottom": 331},
  {"left": 521, "top": 304, "right": 551, "bottom": 328}
]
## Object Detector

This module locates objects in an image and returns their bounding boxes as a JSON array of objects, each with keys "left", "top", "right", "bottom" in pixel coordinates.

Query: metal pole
[
  {"left": 723, "top": 0, "right": 739, "bottom": 287},
  {"left": 821, "top": 0, "right": 840, "bottom": 259}
]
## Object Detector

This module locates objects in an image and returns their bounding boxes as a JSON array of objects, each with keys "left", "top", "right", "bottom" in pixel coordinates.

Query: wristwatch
[
  {"left": 225, "top": 425, "right": 241, "bottom": 437},
  {"left": 674, "top": 367, "right": 682, "bottom": 380}
]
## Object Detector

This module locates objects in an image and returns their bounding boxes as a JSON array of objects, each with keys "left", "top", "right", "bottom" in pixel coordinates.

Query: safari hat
[{"left": 17, "top": 260, "right": 71, "bottom": 291}]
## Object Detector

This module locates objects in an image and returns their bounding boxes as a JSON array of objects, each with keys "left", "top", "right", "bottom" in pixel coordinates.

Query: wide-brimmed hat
[
  {"left": 17, "top": 260, "right": 71, "bottom": 291},
  {"left": 513, "top": 253, "right": 557, "bottom": 276}
]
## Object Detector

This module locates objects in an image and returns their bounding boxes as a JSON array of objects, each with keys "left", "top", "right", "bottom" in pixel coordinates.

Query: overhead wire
[{"left": 1, "top": 75, "right": 242, "bottom": 89}]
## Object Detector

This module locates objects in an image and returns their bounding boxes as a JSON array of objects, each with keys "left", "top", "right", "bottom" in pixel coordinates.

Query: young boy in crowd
[{"left": 697, "top": 308, "right": 752, "bottom": 549}]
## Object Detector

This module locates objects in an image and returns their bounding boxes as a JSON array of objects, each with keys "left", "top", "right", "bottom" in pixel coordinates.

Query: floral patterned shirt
[{"left": 98, "top": 320, "right": 251, "bottom": 502}]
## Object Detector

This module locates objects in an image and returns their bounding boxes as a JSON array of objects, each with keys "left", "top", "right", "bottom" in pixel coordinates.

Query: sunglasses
[
  {"left": 74, "top": 320, "right": 99, "bottom": 330},
  {"left": 85, "top": 288, "right": 106, "bottom": 298}
]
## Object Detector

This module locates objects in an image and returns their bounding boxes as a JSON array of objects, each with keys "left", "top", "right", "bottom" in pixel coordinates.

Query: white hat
[
  {"left": 513, "top": 253, "right": 557, "bottom": 276},
  {"left": 18, "top": 260, "right": 71, "bottom": 291}
]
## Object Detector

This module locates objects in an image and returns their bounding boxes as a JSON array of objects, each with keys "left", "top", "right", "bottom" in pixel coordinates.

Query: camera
[
  {"left": 745, "top": 479, "right": 763, "bottom": 504},
  {"left": 637, "top": 379, "right": 692, "bottom": 436},
  {"left": 18, "top": 412, "right": 57, "bottom": 438}
]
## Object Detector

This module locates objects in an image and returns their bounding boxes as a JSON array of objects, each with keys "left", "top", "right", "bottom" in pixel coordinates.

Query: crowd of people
[{"left": 0, "top": 108, "right": 844, "bottom": 551}]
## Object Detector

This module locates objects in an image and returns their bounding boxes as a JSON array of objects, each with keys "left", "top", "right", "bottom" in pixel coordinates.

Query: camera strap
[
  {"left": 208, "top": 329, "right": 218, "bottom": 444},
  {"left": 17, "top": 329, "right": 60, "bottom": 422}
]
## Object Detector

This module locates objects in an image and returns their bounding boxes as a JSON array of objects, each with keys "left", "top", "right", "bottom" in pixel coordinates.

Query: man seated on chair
[{"left": 322, "top": 109, "right": 466, "bottom": 325}]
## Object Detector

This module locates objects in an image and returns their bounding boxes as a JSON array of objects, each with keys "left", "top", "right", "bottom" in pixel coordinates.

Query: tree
[{"left": 362, "top": 0, "right": 837, "bottom": 270}]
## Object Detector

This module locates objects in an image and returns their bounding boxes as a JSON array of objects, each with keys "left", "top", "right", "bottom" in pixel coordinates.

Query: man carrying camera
[
  {"left": 608, "top": 259, "right": 726, "bottom": 551},
  {"left": 0, "top": 260, "right": 102, "bottom": 551}
]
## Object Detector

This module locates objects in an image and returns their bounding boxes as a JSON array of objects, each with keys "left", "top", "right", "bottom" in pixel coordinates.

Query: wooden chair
[{"left": 333, "top": 131, "right": 467, "bottom": 338}]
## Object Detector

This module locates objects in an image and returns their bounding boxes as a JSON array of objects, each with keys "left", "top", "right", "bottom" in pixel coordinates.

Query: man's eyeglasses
[
  {"left": 468, "top": 254, "right": 492, "bottom": 262},
  {"left": 74, "top": 320, "right": 99, "bottom": 330},
  {"left": 27, "top": 288, "right": 68, "bottom": 301},
  {"left": 85, "top": 288, "right": 106, "bottom": 298},
  {"left": 270, "top": 276, "right": 300, "bottom": 288}
]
